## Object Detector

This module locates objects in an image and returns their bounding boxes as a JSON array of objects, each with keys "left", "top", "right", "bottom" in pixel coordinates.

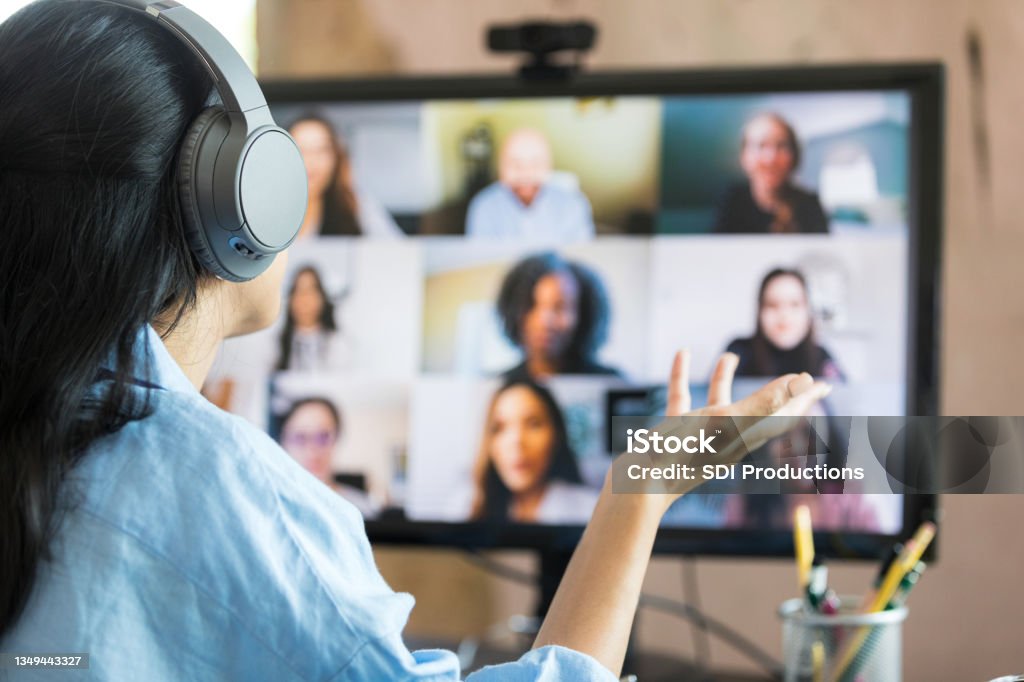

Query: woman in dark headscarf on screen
[{"left": 713, "top": 112, "right": 829, "bottom": 234}]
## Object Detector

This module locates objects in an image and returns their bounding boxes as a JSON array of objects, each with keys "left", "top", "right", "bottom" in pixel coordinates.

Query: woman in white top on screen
[
  {"left": 288, "top": 113, "right": 403, "bottom": 239},
  {"left": 469, "top": 379, "right": 598, "bottom": 524},
  {"left": 275, "top": 265, "right": 352, "bottom": 372}
]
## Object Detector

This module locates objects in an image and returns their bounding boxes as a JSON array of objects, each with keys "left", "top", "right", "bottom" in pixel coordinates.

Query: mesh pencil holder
[{"left": 779, "top": 597, "right": 908, "bottom": 682}]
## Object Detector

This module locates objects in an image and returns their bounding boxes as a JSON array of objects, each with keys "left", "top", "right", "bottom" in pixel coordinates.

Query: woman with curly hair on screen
[{"left": 496, "top": 252, "right": 620, "bottom": 381}]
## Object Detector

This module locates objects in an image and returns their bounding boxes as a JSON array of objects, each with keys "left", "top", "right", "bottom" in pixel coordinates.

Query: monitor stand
[{"left": 535, "top": 549, "right": 572, "bottom": 620}]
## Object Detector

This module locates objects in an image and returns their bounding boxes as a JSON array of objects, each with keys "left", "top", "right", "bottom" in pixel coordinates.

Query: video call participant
[
  {"left": 722, "top": 268, "right": 862, "bottom": 526},
  {"left": 725, "top": 268, "right": 844, "bottom": 380},
  {"left": 277, "top": 397, "right": 379, "bottom": 518},
  {"left": 497, "top": 253, "right": 620, "bottom": 381},
  {"left": 469, "top": 380, "right": 598, "bottom": 524},
  {"left": 466, "top": 127, "right": 595, "bottom": 241},
  {"left": 276, "top": 265, "right": 351, "bottom": 372},
  {"left": 288, "top": 113, "right": 403, "bottom": 239},
  {"left": 0, "top": 4, "right": 830, "bottom": 679},
  {"left": 713, "top": 112, "right": 829, "bottom": 234}
]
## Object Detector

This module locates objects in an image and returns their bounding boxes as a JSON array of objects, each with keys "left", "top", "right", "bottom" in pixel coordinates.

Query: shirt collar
[
  {"left": 500, "top": 181, "right": 549, "bottom": 208},
  {"left": 141, "top": 324, "right": 199, "bottom": 395}
]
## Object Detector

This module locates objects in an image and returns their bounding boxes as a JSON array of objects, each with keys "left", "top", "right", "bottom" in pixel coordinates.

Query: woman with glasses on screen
[
  {"left": 277, "top": 397, "right": 379, "bottom": 518},
  {"left": 713, "top": 112, "right": 830, "bottom": 234},
  {"left": 496, "top": 252, "right": 621, "bottom": 381},
  {"left": 0, "top": 4, "right": 828, "bottom": 679},
  {"left": 469, "top": 380, "right": 598, "bottom": 524},
  {"left": 288, "top": 113, "right": 403, "bottom": 239}
]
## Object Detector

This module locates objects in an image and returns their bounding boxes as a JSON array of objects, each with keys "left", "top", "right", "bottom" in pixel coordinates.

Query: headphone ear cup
[{"left": 177, "top": 107, "right": 240, "bottom": 281}]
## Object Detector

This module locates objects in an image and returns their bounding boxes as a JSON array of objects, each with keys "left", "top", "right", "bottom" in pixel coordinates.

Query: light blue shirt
[
  {"left": 465, "top": 182, "right": 594, "bottom": 242},
  {"left": 2, "top": 327, "right": 615, "bottom": 682}
]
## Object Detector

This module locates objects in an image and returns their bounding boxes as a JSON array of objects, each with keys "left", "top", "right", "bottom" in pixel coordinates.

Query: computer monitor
[{"left": 208, "top": 64, "right": 942, "bottom": 561}]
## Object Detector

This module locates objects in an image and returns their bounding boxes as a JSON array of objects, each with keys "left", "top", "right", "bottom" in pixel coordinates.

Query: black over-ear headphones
[{"left": 91, "top": 0, "right": 308, "bottom": 282}]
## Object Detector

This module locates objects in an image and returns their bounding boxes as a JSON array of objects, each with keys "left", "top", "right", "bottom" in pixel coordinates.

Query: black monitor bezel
[{"left": 260, "top": 63, "right": 944, "bottom": 560}]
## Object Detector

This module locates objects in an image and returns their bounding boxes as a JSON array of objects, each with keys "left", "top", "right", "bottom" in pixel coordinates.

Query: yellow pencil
[
  {"left": 794, "top": 505, "right": 814, "bottom": 592},
  {"left": 812, "top": 641, "right": 825, "bottom": 682},
  {"left": 867, "top": 522, "right": 935, "bottom": 613},
  {"left": 830, "top": 522, "right": 936, "bottom": 681}
]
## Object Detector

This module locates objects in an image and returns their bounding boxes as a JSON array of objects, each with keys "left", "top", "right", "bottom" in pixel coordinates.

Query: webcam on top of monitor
[{"left": 487, "top": 20, "right": 597, "bottom": 80}]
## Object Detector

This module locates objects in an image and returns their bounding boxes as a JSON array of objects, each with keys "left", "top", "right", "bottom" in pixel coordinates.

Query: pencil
[{"left": 794, "top": 505, "right": 814, "bottom": 593}]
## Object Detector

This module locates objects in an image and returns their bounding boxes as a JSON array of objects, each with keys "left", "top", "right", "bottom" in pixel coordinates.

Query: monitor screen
[{"left": 207, "top": 66, "right": 942, "bottom": 558}]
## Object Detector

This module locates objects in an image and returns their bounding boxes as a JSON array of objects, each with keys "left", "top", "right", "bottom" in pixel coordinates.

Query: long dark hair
[
  {"left": 0, "top": 2, "right": 212, "bottom": 635},
  {"left": 470, "top": 379, "right": 582, "bottom": 522},
  {"left": 496, "top": 252, "right": 610, "bottom": 372},
  {"left": 287, "top": 113, "right": 361, "bottom": 236},
  {"left": 276, "top": 266, "right": 337, "bottom": 371},
  {"left": 750, "top": 268, "right": 826, "bottom": 375}
]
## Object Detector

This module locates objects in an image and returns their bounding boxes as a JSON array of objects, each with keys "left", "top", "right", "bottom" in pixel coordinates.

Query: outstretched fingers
[
  {"left": 732, "top": 372, "right": 831, "bottom": 418},
  {"left": 707, "top": 352, "right": 739, "bottom": 407},
  {"left": 666, "top": 349, "right": 692, "bottom": 416}
]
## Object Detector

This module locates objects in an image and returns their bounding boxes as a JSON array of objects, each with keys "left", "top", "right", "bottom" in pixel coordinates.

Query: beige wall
[{"left": 258, "top": 0, "right": 1024, "bottom": 677}]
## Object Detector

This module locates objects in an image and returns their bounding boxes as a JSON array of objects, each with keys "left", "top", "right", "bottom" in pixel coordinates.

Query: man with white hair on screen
[{"left": 466, "top": 127, "right": 595, "bottom": 241}]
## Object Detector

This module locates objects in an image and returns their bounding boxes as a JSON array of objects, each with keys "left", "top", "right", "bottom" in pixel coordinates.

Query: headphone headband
[
  {"left": 90, "top": 0, "right": 270, "bottom": 127},
  {"left": 83, "top": 0, "right": 308, "bottom": 282}
]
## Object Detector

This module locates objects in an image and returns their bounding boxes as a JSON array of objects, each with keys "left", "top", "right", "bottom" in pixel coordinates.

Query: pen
[
  {"left": 842, "top": 559, "right": 928, "bottom": 681},
  {"left": 831, "top": 522, "right": 936, "bottom": 681},
  {"left": 885, "top": 561, "right": 927, "bottom": 610},
  {"left": 794, "top": 505, "right": 814, "bottom": 594},
  {"left": 859, "top": 542, "right": 904, "bottom": 610}
]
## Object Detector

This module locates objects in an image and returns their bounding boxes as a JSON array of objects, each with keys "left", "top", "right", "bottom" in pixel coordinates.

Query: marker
[
  {"left": 806, "top": 557, "right": 828, "bottom": 611},
  {"left": 794, "top": 505, "right": 814, "bottom": 593},
  {"left": 820, "top": 589, "right": 840, "bottom": 616}
]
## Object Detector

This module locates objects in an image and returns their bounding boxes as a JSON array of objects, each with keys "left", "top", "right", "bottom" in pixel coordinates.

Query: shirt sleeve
[
  {"left": 466, "top": 645, "right": 618, "bottom": 682},
  {"left": 571, "top": 190, "right": 596, "bottom": 240},
  {"left": 465, "top": 190, "right": 492, "bottom": 237},
  {"left": 336, "top": 631, "right": 615, "bottom": 682}
]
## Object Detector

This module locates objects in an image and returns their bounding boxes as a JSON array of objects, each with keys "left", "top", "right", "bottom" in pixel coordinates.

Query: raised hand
[{"left": 612, "top": 349, "right": 831, "bottom": 501}]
